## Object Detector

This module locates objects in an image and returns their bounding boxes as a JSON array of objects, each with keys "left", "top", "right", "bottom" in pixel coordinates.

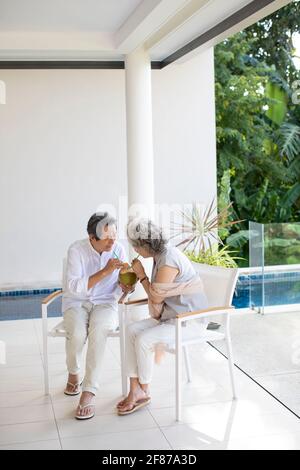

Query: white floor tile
[
  {"left": 0, "top": 375, "right": 44, "bottom": 393},
  {"left": 0, "top": 439, "right": 61, "bottom": 450},
  {"left": 3, "top": 343, "right": 41, "bottom": 357},
  {"left": 0, "top": 421, "right": 58, "bottom": 446},
  {"left": 0, "top": 319, "right": 35, "bottom": 332},
  {"left": 0, "top": 403, "right": 54, "bottom": 426},
  {"left": 57, "top": 408, "right": 157, "bottom": 439},
  {"left": 227, "top": 432, "right": 300, "bottom": 450},
  {"left": 61, "top": 428, "right": 170, "bottom": 450},
  {"left": 0, "top": 390, "right": 51, "bottom": 408},
  {"left": 0, "top": 364, "right": 44, "bottom": 380},
  {"left": 148, "top": 384, "right": 231, "bottom": 409},
  {"left": 162, "top": 423, "right": 223, "bottom": 450},
  {"left": 161, "top": 411, "right": 300, "bottom": 449},
  {"left": 149, "top": 397, "right": 289, "bottom": 428},
  {"left": 0, "top": 353, "right": 42, "bottom": 368}
]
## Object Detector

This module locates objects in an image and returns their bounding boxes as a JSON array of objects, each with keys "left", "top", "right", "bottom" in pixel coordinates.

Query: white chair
[
  {"left": 124, "top": 263, "right": 239, "bottom": 421},
  {"left": 41, "top": 288, "right": 128, "bottom": 397}
]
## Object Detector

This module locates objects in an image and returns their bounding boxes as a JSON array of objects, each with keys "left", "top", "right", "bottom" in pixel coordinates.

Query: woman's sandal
[
  {"left": 116, "top": 398, "right": 127, "bottom": 409},
  {"left": 64, "top": 381, "right": 83, "bottom": 396},
  {"left": 116, "top": 394, "right": 150, "bottom": 410},
  {"left": 75, "top": 403, "right": 95, "bottom": 420},
  {"left": 118, "top": 397, "right": 151, "bottom": 416}
]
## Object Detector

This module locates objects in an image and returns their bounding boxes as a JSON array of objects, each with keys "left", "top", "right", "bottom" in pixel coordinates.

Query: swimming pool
[
  {"left": 1, "top": 271, "right": 300, "bottom": 320},
  {"left": 234, "top": 271, "right": 300, "bottom": 309}
]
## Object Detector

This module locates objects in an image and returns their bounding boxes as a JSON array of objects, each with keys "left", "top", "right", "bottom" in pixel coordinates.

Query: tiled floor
[
  {"left": 0, "top": 317, "right": 299, "bottom": 450},
  {"left": 215, "top": 310, "right": 300, "bottom": 417}
]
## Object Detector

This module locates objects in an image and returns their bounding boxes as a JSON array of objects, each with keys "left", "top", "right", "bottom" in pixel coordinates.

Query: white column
[
  {"left": 125, "top": 47, "right": 155, "bottom": 308},
  {"left": 125, "top": 47, "right": 155, "bottom": 219}
]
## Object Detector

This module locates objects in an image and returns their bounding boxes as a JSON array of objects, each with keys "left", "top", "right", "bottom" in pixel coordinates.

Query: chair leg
[
  {"left": 225, "top": 335, "right": 237, "bottom": 399},
  {"left": 118, "top": 304, "right": 128, "bottom": 397},
  {"left": 175, "top": 320, "right": 183, "bottom": 421},
  {"left": 183, "top": 345, "right": 192, "bottom": 383},
  {"left": 42, "top": 305, "right": 49, "bottom": 396}
]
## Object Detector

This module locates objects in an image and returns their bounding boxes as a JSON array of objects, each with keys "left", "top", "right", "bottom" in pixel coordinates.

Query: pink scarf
[{"left": 148, "top": 276, "right": 205, "bottom": 320}]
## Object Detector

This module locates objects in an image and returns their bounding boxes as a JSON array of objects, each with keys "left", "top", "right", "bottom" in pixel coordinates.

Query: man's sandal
[
  {"left": 75, "top": 403, "right": 95, "bottom": 420},
  {"left": 64, "top": 381, "right": 83, "bottom": 396},
  {"left": 118, "top": 397, "right": 151, "bottom": 416}
]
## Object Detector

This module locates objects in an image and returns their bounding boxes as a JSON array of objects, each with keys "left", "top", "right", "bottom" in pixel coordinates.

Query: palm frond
[{"left": 279, "top": 122, "right": 300, "bottom": 162}]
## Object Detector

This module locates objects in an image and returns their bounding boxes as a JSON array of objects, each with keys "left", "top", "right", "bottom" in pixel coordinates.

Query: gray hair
[{"left": 127, "top": 218, "right": 168, "bottom": 254}]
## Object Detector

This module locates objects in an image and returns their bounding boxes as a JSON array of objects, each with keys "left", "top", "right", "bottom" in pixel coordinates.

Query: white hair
[{"left": 127, "top": 218, "right": 169, "bottom": 254}]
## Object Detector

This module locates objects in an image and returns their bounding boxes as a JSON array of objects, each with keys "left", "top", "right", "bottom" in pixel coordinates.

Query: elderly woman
[{"left": 117, "top": 219, "right": 208, "bottom": 415}]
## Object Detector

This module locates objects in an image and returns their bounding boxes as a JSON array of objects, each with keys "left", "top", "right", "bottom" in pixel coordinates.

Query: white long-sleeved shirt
[{"left": 62, "top": 238, "right": 127, "bottom": 312}]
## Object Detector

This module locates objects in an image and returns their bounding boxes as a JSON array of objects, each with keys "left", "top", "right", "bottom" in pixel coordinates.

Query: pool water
[
  {"left": 0, "top": 292, "right": 62, "bottom": 321},
  {"left": 234, "top": 271, "right": 300, "bottom": 309},
  {"left": 1, "top": 271, "right": 300, "bottom": 320}
]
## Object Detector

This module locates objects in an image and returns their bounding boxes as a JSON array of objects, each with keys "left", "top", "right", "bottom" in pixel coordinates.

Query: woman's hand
[{"left": 131, "top": 259, "right": 146, "bottom": 280}]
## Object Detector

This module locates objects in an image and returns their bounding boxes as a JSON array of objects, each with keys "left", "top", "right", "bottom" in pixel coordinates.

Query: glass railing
[{"left": 249, "top": 221, "right": 300, "bottom": 314}]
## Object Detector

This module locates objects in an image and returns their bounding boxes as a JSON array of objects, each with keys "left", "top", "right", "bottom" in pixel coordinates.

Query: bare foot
[
  {"left": 76, "top": 391, "right": 95, "bottom": 418},
  {"left": 64, "top": 374, "right": 81, "bottom": 395}
]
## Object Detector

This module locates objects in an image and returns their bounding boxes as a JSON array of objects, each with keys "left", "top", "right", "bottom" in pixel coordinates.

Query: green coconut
[{"left": 119, "top": 268, "right": 137, "bottom": 286}]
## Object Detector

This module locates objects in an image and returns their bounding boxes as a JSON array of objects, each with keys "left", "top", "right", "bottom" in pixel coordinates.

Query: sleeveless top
[{"left": 151, "top": 246, "right": 208, "bottom": 321}]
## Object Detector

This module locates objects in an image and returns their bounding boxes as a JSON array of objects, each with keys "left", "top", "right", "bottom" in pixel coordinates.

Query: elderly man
[{"left": 62, "top": 212, "right": 129, "bottom": 420}]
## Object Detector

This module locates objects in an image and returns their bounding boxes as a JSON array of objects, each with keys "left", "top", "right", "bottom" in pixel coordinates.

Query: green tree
[{"left": 215, "top": 0, "right": 300, "bottom": 266}]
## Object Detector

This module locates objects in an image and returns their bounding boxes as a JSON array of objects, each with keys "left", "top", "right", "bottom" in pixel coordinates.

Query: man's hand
[
  {"left": 119, "top": 282, "right": 136, "bottom": 294},
  {"left": 104, "top": 258, "right": 124, "bottom": 275}
]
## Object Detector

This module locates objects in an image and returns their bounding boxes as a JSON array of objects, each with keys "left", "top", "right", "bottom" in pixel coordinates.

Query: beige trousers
[{"left": 63, "top": 301, "right": 118, "bottom": 395}]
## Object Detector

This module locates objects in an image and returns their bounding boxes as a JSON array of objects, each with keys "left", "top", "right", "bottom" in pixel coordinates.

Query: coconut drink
[{"left": 119, "top": 263, "right": 138, "bottom": 286}]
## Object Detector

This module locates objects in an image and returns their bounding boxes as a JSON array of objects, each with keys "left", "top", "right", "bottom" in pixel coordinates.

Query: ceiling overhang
[{"left": 0, "top": 0, "right": 293, "bottom": 68}]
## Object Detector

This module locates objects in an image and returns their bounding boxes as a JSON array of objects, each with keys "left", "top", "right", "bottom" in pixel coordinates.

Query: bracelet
[{"left": 139, "top": 276, "right": 148, "bottom": 284}]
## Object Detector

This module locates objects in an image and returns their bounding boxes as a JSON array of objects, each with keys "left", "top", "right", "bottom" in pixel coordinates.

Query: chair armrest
[
  {"left": 125, "top": 298, "right": 149, "bottom": 307},
  {"left": 176, "top": 306, "right": 234, "bottom": 321},
  {"left": 42, "top": 290, "right": 63, "bottom": 306}
]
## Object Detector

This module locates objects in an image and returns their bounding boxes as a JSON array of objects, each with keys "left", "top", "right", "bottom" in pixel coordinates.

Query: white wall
[
  {"left": 0, "top": 48, "right": 216, "bottom": 288},
  {"left": 152, "top": 48, "right": 217, "bottom": 206}
]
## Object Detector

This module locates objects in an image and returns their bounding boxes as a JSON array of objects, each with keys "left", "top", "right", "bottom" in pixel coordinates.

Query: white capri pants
[
  {"left": 63, "top": 301, "right": 118, "bottom": 395},
  {"left": 125, "top": 318, "right": 172, "bottom": 384},
  {"left": 125, "top": 318, "right": 207, "bottom": 384}
]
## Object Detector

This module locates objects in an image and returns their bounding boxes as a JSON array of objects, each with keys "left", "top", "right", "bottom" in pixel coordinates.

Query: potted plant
[
  {"left": 171, "top": 200, "right": 242, "bottom": 328},
  {"left": 171, "top": 199, "right": 242, "bottom": 268}
]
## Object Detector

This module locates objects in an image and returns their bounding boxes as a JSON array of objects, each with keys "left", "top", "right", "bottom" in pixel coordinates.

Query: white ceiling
[
  {"left": 0, "top": 0, "right": 293, "bottom": 62},
  {"left": 0, "top": 0, "right": 143, "bottom": 32},
  {"left": 150, "top": 0, "right": 253, "bottom": 60}
]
